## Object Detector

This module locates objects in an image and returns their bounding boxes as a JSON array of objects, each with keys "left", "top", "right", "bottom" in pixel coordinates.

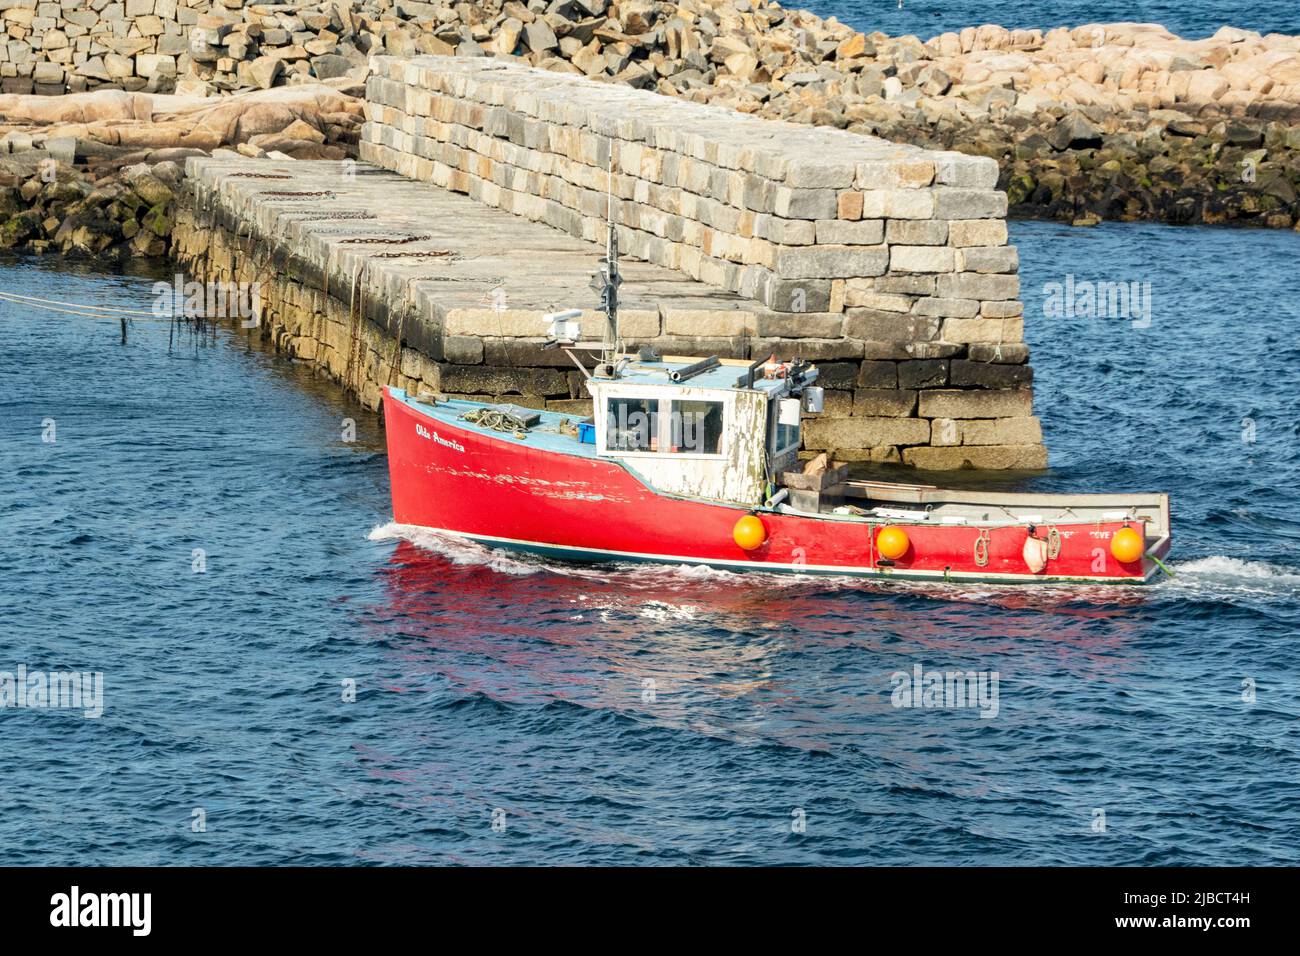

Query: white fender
[{"left": 1023, "top": 535, "right": 1049, "bottom": 573}]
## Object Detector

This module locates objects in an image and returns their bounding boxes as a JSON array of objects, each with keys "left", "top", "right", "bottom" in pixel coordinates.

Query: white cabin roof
[{"left": 589, "top": 356, "right": 813, "bottom": 394}]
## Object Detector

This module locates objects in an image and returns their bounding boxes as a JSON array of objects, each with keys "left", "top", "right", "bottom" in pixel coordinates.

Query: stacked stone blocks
[{"left": 360, "top": 56, "right": 1042, "bottom": 468}]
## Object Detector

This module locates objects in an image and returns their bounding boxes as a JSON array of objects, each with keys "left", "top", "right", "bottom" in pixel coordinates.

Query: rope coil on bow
[{"left": 459, "top": 407, "right": 531, "bottom": 440}]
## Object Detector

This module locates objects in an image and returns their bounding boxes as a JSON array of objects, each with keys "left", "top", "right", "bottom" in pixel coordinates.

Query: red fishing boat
[{"left": 383, "top": 221, "right": 1171, "bottom": 586}]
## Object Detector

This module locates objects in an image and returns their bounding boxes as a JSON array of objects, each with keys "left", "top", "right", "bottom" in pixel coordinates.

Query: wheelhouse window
[
  {"left": 668, "top": 399, "right": 724, "bottom": 454},
  {"left": 772, "top": 398, "right": 801, "bottom": 456},
  {"left": 600, "top": 392, "right": 730, "bottom": 458},
  {"left": 605, "top": 396, "right": 659, "bottom": 452},
  {"left": 774, "top": 419, "right": 800, "bottom": 454}
]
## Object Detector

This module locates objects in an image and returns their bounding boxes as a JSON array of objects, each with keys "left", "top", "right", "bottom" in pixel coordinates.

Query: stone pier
[
  {"left": 172, "top": 56, "right": 1045, "bottom": 469},
  {"left": 172, "top": 153, "right": 776, "bottom": 412}
]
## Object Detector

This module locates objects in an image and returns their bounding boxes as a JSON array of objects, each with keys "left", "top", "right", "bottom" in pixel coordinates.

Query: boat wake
[
  {"left": 1174, "top": 555, "right": 1300, "bottom": 580},
  {"left": 368, "top": 522, "right": 543, "bottom": 576},
  {"left": 368, "top": 521, "right": 825, "bottom": 588},
  {"left": 369, "top": 523, "right": 1300, "bottom": 608},
  {"left": 1159, "top": 555, "right": 1300, "bottom": 602}
]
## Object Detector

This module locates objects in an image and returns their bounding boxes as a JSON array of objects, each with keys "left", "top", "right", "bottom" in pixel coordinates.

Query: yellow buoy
[
  {"left": 877, "top": 525, "right": 910, "bottom": 561},
  {"left": 733, "top": 515, "right": 767, "bottom": 551},
  {"left": 1110, "top": 526, "right": 1145, "bottom": 564}
]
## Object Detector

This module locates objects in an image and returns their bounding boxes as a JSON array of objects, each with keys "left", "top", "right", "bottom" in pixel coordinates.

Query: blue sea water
[
  {"left": 1, "top": 218, "right": 1299, "bottom": 866},
  {"left": 807, "top": 0, "right": 1300, "bottom": 40}
]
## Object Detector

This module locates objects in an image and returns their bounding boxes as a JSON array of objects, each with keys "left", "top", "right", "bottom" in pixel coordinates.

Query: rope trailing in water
[
  {"left": 459, "top": 407, "right": 530, "bottom": 439},
  {"left": 1147, "top": 552, "right": 1176, "bottom": 579}
]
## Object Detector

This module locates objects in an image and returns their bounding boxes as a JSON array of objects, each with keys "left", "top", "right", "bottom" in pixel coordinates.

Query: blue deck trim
[{"left": 389, "top": 388, "right": 600, "bottom": 459}]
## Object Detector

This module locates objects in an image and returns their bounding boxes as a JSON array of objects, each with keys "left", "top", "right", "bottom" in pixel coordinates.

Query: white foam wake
[
  {"left": 1174, "top": 556, "right": 1300, "bottom": 581},
  {"left": 366, "top": 521, "right": 824, "bottom": 589},
  {"left": 1161, "top": 555, "right": 1300, "bottom": 601},
  {"left": 368, "top": 521, "right": 543, "bottom": 576}
]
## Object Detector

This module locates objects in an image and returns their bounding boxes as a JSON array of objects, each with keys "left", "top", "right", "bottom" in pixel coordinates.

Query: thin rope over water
[
  {"left": 0, "top": 290, "right": 171, "bottom": 319},
  {"left": 0, "top": 288, "right": 222, "bottom": 353}
]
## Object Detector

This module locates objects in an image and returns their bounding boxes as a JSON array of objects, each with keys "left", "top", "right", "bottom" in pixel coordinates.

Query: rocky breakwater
[
  {"left": 0, "top": 82, "right": 363, "bottom": 255},
  {"left": 4, "top": 0, "right": 1297, "bottom": 227},
  {"left": 807, "top": 23, "right": 1300, "bottom": 228},
  {"left": 486, "top": 4, "right": 1300, "bottom": 228},
  {"left": 362, "top": 56, "right": 1042, "bottom": 469},
  {"left": 334, "top": 2, "right": 1300, "bottom": 228},
  {"left": 0, "top": 0, "right": 373, "bottom": 95},
  {"left": 442, "top": 3, "right": 1300, "bottom": 229}
]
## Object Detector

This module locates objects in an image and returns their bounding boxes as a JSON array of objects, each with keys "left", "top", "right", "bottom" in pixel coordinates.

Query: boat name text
[{"left": 416, "top": 423, "right": 465, "bottom": 453}]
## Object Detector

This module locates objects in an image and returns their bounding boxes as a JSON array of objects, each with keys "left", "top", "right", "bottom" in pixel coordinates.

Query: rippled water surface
[
  {"left": 2, "top": 220, "right": 1299, "bottom": 865},
  {"left": 810, "top": 0, "right": 1300, "bottom": 39}
]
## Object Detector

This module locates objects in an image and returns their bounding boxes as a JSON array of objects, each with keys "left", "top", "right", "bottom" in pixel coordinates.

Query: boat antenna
[{"left": 593, "top": 141, "right": 623, "bottom": 372}]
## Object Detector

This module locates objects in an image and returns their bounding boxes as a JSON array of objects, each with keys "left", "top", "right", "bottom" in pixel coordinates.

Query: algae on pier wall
[{"left": 172, "top": 198, "right": 436, "bottom": 412}]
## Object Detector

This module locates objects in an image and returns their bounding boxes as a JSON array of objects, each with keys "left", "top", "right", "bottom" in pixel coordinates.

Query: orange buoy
[
  {"left": 876, "top": 525, "right": 910, "bottom": 561},
  {"left": 733, "top": 515, "right": 767, "bottom": 551},
  {"left": 1110, "top": 526, "right": 1145, "bottom": 564}
]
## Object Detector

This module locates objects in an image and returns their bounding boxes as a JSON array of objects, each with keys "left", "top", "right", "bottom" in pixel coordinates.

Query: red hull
[{"left": 383, "top": 389, "right": 1159, "bottom": 584}]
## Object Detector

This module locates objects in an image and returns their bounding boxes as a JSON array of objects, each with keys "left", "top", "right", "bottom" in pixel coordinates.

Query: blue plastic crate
[{"left": 578, "top": 422, "right": 596, "bottom": 445}]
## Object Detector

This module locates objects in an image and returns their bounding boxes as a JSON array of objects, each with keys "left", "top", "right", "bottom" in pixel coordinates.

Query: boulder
[
  {"left": 1048, "top": 111, "right": 1102, "bottom": 150},
  {"left": 247, "top": 56, "right": 284, "bottom": 91},
  {"left": 123, "top": 166, "right": 174, "bottom": 207},
  {"left": 310, "top": 55, "right": 353, "bottom": 81},
  {"left": 523, "top": 19, "right": 558, "bottom": 54}
]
